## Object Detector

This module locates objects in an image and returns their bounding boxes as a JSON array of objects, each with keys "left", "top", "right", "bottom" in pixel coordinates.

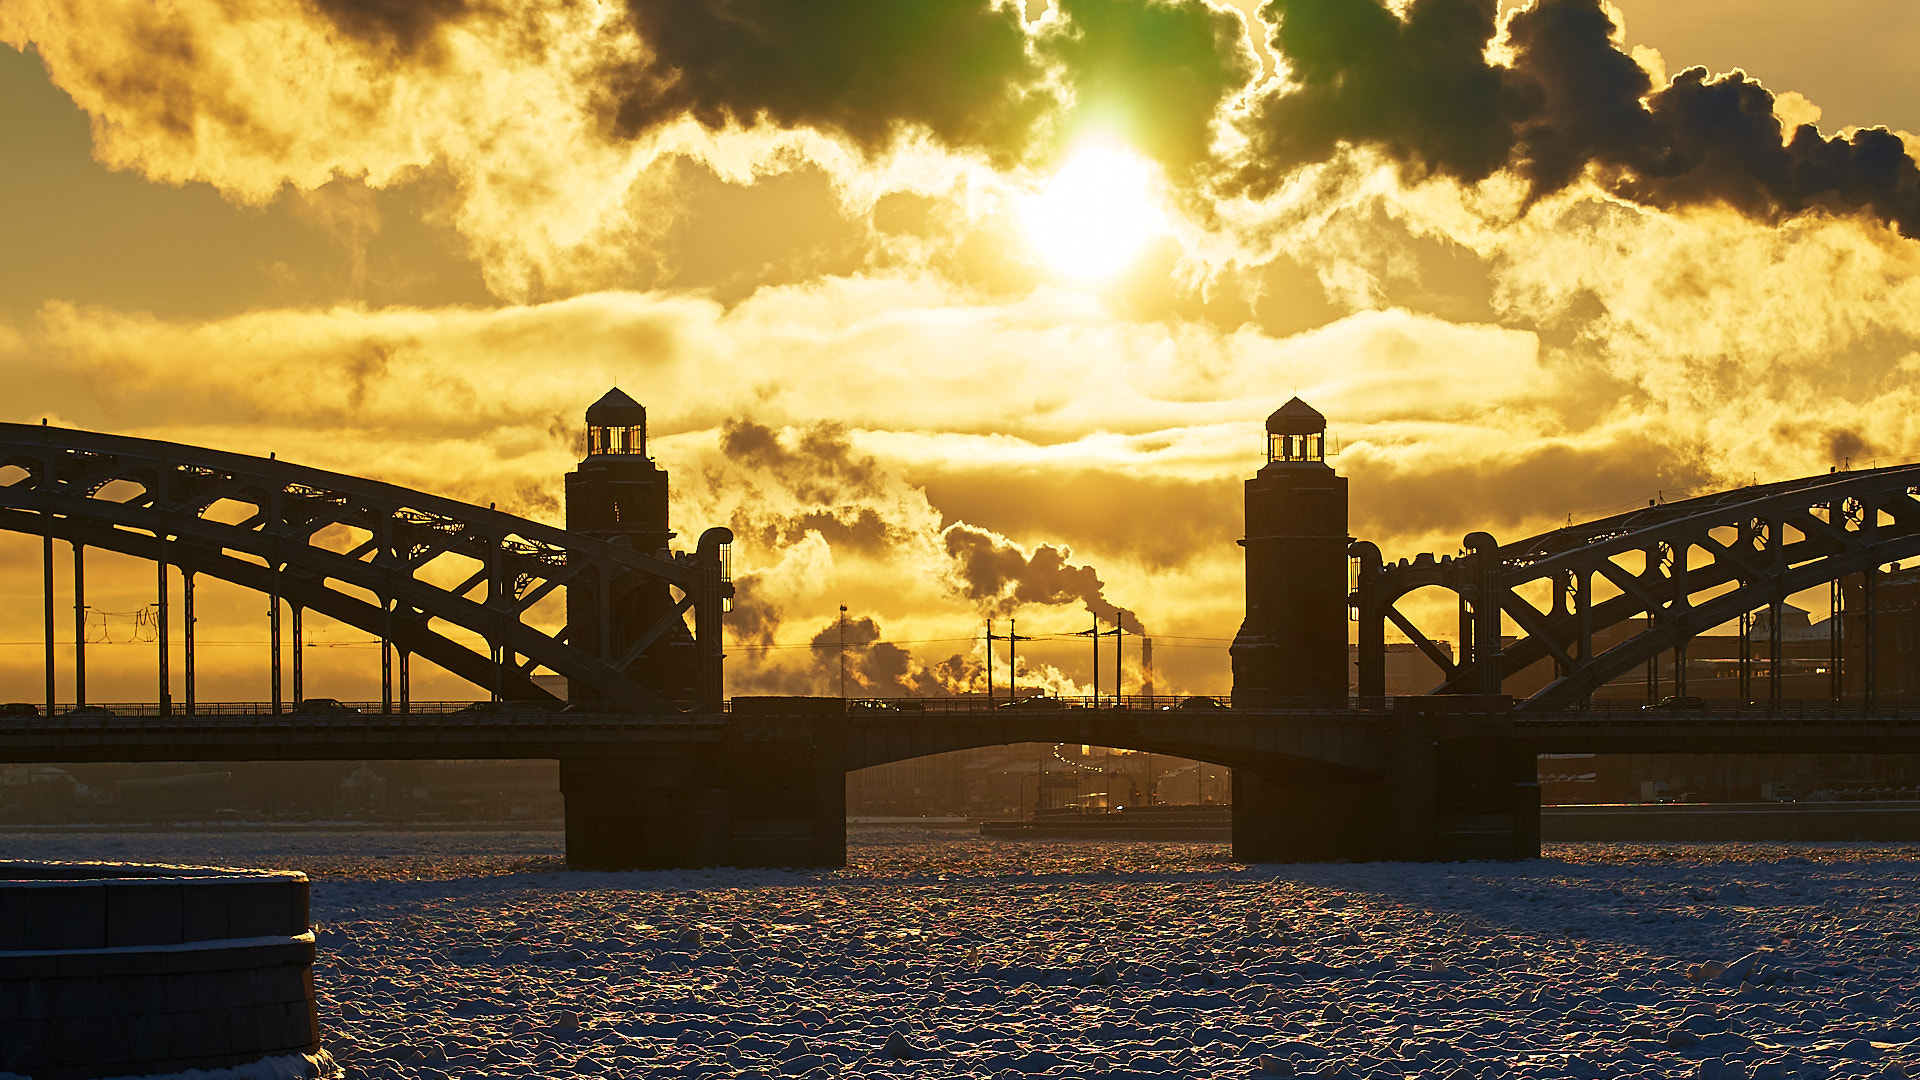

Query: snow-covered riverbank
[{"left": 9, "top": 829, "right": 1915, "bottom": 1079}]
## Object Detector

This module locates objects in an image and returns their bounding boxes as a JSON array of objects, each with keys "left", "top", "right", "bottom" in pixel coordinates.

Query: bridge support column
[
  {"left": 73, "top": 542, "right": 86, "bottom": 709},
  {"left": 560, "top": 748, "right": 733, "bottom": 870},
  {"left": 1232, "top": 696, "right": 1538, "bottom": 863},
  {"left": 559, "top": 697, "right": 845, "bottom": 870},
  {"left": 1389, "top": 696, "right": 1538, "bottom": 862},
  {"left": 1231, "top": 770, "right": 1388, "bottom": 862}
]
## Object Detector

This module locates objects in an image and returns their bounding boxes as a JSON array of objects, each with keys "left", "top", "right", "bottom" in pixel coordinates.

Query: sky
[{"left": 3, "top": 0, "right": 1919, "bottom": 703}]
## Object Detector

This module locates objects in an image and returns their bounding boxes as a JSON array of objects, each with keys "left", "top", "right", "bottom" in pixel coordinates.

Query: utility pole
[
  {"left": 1008, "top": 619, "right": 1032, "bottom": 700},
  {"left": 985, "top": 619, "right": 995, "bottom": 701},
  {"left": 1104, "top": 625, "right": 1126, "bottom": 701},
  {"left": 1074, "top": 615, "right": 1101, "bottom": 706},
  {"left": 838, "top": 605, "right": 848, "bottom": 698},
  {"left": 72, "top": 544, "right": 85, "bottom": 709},
  {"left": 1092, "top": 613, "right": 1099, "bottom": 706}
]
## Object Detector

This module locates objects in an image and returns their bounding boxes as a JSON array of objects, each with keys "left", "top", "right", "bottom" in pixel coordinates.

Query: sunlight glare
[{"left": 1020, "top": 146, "right": 1166, "bottom": 281}]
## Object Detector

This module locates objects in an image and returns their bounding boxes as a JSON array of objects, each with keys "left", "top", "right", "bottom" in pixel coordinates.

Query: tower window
[
  {"left": 1268, "top": 432, "right": 1324, "bottom": 463},
  {"left": 588, "top": 424, "right": 644, "bottom": 456}
]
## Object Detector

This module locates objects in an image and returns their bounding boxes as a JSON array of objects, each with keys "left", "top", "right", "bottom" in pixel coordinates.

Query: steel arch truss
[
  {"left": 0, "top": 423, "right": 732, "bottom": 708},
  {"left": 1352, "top": 464, "right": 1920, "bottom": 709}
]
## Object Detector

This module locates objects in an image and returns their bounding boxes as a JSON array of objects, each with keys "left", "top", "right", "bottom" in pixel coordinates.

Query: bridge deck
[
  {"left": 0, "top": 710, "right": 726, "bottom": 763},
  {"left": 5, "top": 698, "right": 1920, "bottom": 765}
]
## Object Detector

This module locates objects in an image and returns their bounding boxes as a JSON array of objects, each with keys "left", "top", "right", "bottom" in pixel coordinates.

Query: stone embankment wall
[{"left": 0, "top": 862, "right": 319, "bottom": 1080}]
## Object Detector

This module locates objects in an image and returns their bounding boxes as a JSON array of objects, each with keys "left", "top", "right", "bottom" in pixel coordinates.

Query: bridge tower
[
  {"left": 1228, "top": 398, "right": 1373, "bottom": 861},
  {"left": 1230, "top": 397, "right": 1349, "bottom": 704},
  {"left": 563, "top": 389, "right": 697, "bottom": 703}
]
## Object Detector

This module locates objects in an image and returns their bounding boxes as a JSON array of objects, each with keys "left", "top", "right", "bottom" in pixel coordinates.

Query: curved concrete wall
[{"left": 0, "top": 862, "right": 319, "bottom": 1080}]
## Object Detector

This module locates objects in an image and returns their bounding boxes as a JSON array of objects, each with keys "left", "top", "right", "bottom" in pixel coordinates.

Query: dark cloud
[
  {"left": 719, "top": 418, "right": 882, "bottom": 504},
  {"left": 943, "top": 523, "right": 1143, "bottom": 633},
  {"left": 1044, "top": 0, "right": 1257, "bottom": 174},
  {"left": 1622, "top": 71, "right": 1920, "bottom": 234},
  {"left": 1812, "top": 426, "right": 1877, "bottom": 467},
  {"left": 725, "top": 571, "right": 782, "bottom": 649},
  {"left": 1243, "top": 0, "right": 1920, "bottom": 236},
  {"left": 1244, "top": 0, "right": 1510, "bottom": 186},
  {"left": 757, "top": 508, "right": 895, "bottom": 555},
  {"left": 807, "top": 614, "right": 949, "bottom": 695},
  {"left": 600, "top": 0, "right": 1259, "bottom": 175},
  {"left": 307, "top": 0, "right": 471, "bottom": 53},
  {"left": 608, "top": 0, "right": 1044, "bottom": 158}
]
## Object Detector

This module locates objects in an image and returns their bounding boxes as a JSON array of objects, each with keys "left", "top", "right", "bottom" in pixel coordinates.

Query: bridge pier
[
  {"left": 560, "top": 698, "right": 846, "bottom": 870},
  {"left": 1231, "top": 769, "right": 1388, "bottom": 862},
  {"left": 1232, "top": 696, "right": 1540, "bottom": 863}
]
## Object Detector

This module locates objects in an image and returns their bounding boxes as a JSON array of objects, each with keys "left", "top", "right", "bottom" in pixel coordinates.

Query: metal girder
[
  {"left": 1353, "top": 463, "right": 1920, "bottom": 710},
  {"left": 0, "top": 423, "right": 729, "bottom": 706}
]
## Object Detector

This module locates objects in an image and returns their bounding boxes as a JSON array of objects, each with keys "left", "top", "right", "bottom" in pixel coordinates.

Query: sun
[{"left": 1019, "top": 145, "right": 1167, "bottom": 281}]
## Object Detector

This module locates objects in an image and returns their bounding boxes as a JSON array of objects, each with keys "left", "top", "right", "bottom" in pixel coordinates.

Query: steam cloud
[{"left": 705, "top": 418, "right": 1146, "bottom": 696}]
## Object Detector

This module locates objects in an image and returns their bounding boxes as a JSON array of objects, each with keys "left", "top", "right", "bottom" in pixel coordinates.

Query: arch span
[
  {"left": 842, "top": 706, "right": 1386, "bottom": 782},
  {"left": 1353, "top": 464, "right": 1920, "bottom": 709},
  {"left": 0, "top": 423, "right": 731, "bottom": 708}
]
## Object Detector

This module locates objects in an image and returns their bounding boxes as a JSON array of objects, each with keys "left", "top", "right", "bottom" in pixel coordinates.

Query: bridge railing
[
  {"left": 3, "top": 702, "right": 488, "bottom": 718},
  {"left": 15, "top": 696, "right": 1920, "bottom": 722},
  {"left": 0, "top": 707, "right": 724, "bottom": 738},
  {"left": 0, "top": 694, "right": 1386, "bottom": 721},
  {"left": 1526, "top": 698, "right": 1920, "bottom": 720},
  {"left": 841, "top": 694, "right": 1389, "bottom": 715}
]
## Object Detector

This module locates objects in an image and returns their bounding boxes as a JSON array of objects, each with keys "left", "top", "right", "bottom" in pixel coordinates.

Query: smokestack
[{"left": 1142, "top": 636, "right": 1154, "bottom": 697}]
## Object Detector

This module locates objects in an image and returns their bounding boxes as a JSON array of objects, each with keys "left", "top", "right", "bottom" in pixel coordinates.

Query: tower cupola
[
  {"left": 585, "top": 388, "right": 647, "bottom": 457},
  {"left": 1266, "top": 396, "right": 1327, "bottom": 465}
]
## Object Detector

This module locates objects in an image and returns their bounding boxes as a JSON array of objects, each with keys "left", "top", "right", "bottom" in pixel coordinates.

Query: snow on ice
[{"left": 7, "top": 828, "right": 1919, "bottom": 1079}]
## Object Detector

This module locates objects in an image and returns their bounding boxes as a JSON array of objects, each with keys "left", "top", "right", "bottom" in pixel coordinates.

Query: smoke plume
[
  {"left": 806, "top": 614, "right": 973, "bottom": 696},
  {"left": 944, "top": 523, "right": 1144, "bottom": 634}
]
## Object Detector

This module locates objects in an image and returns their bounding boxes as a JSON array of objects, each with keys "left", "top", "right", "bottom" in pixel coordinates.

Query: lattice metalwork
[
  {"left": 0, "top": 422, "right": 732, "bottom": 710},
  {"left": 1352, "top": 465, "right": 1920, "bottom": 709}
]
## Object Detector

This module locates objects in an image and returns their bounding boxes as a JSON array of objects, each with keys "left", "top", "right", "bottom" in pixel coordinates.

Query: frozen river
[{"left": 9, "top": 827, "right": 1918, "bottom": 1079}]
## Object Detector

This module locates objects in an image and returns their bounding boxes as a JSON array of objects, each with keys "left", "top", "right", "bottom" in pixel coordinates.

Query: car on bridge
[
  {"left": 293, "top": 698, "right": 362, "bottom": 715},
  {"left": 848, "top": 700, "right": 925, "bottom": 713},
  {"left": 459, "top": 700, "right": 562, "bottom": 715},
  {"left": 1165, "top": 696, "right": 1227, "bottom": 711},
  {"left": 999, "top": 696, "right": 1078, "bottom": 710},
  {"left": 558, "top": 700, "right": 686, "bottom": 716},
  {"left": 0, "top": 702, "right": 39, "bottom": 717},
  {"left": 1641, "top": 695, "right": 1707, "bottom": 712},
  {"left": 61, "top": 705, "right": 116, "bottom": 719}
]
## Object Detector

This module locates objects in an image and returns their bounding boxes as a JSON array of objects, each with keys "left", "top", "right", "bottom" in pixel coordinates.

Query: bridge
[
  {"left": 6, "top": 696, "right": 1920, "bottom": 863},
  {"left": 4, "top": 397, "right": 1918, "bottom": 866}
]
